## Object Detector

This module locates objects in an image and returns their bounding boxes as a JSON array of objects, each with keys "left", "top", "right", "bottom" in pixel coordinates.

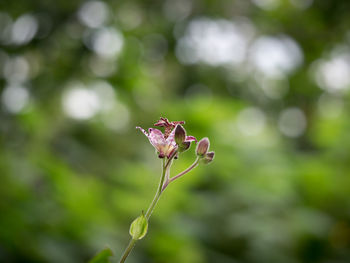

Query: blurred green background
[{"left": 1, "top": 0, "right": 350, "bottom": 262}]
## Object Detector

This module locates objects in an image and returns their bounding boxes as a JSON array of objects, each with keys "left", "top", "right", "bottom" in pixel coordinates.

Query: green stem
[
  {"left": 119, "top": 154, "right": 176, "bottom": 263},
  {"left": 145, "top": 158, "right": 167, "bottom": 219},
  {"left": 119, "top": 238, "right": 137, "bottom": 263},
  {"left": 162, "top": 157, "right": 199, "bottom": 191}
]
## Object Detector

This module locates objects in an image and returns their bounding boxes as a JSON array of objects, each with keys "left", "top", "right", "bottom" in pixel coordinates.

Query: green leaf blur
[{"left": 89, "top": 248, "right": 113, "bottom": 263}]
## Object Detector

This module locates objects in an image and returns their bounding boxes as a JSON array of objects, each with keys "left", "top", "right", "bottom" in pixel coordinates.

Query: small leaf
[
  {"left": 89, "top": 247, "right": 113, "bottom": 263},
  {"left": 129, "top": 212, "right": 148, "bottom": 240}
]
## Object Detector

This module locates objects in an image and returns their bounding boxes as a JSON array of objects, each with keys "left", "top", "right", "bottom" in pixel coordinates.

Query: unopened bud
[
  {"left": 129, "top": 212, "right": 148, "bottom": 240},
  {"left": 202, "top": 151, "right": 215, "bottom": 164},
  {"left": 196, "top": 137, "right": 210, "bottom": 157},
  {"left": 175, "top": 125, "right": 186, "bottom": 145}
]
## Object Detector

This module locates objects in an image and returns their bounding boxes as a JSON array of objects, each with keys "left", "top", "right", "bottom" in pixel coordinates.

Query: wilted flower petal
[
  {"left": 185, "top": 136, "right": 197, "bottom": 142},
  {"left": 149, "top": 128, "right": 166, "bottom": 148},
  {"left": 136, "top": 126, "right": 176, "bottom": 158},
  {"left": 154, "top": 117, "right": 185, "bottom": 128}
]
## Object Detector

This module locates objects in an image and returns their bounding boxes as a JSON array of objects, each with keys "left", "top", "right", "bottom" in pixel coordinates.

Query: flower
[{"left": 137, "top": 118, "right": 196, "bottom": 158}]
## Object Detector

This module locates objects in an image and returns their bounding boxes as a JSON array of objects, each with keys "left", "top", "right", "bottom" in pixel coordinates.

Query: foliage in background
[{"left": 1, "top": 0, "right": 350, "bottom": 262}]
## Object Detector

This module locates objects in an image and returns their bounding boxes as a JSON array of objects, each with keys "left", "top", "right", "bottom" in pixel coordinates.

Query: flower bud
[
  {"left": 174, "top": 125, "right": 186, "bottom": 145},
  {"left": 202, "top": 151, "right": 215, "bottom": 164},
  {"left": 196, "top": 137, "right": 210, "bottom": 157},
  {"left": 129, "top": 212, "right": 148, "bottom": 240}
]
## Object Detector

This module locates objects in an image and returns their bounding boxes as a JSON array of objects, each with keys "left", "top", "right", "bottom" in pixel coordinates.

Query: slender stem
[
  {"left": 119, "top": 238, "right": 137, "bottom": 263},
  {"left": 119, "top": 154, "right": 177, "bottom": 263},
  {"left": 162, "top": 157, "right": 199, "bottom": 191},
  {"left": 145, "top": 158, "right": 167, "bottom": 219},
  {"left": 164, "top": 158, "right": 173, "bottom": 182}
]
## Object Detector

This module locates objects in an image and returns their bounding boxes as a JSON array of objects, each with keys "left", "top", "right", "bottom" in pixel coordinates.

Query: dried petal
[
  {"left": 165, "top": 128, "right": 176, "bottom": 146},
  {"left": 154, "top": 117, "right": 171, "bottom": 127},
  {"left": 136, "top": 126, "right": 149, "bottom": 137},
  {"left": 154, "top": 117, "right": 185, "bottom": 128},
  {"left": 137, "top": 126, "right": 170, "bottom": 158},
  {"left": 148, "top": 128, "right": 166, "bottom": 148},
  {"left": 185, "top": 136, "right": 197, "bottom": 142}
]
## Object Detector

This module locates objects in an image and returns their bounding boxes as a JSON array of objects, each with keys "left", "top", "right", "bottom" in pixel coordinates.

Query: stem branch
[
  {"left": 162, "top": 157, "right": 199, "bottom": 191},
  {"left": 119, "top": 153, "right": 177, "bottom": 263}
]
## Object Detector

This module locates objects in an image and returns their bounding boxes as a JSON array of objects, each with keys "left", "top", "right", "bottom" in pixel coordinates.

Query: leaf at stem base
[{"left": 89, "top": 247, "right": 113, "bottom": 263}]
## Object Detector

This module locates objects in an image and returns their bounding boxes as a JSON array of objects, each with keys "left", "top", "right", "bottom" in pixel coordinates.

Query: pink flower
[{"left": 137, "top": 118, "right": 196, "bottom": 158}]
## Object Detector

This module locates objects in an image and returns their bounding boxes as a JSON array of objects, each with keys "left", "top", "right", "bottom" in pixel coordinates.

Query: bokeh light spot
[
  {"left": 78, "top": 1, "right": 109, "bottom": 29},
  {"left": 89, "top": 27, "right": 124, "bottom": 58},
  {"left": 3, "top": 56, "right": 30, "bottom": 84},
  {"left": 176, "top": 18, "right": 254, "bottom": 66},
  {"left": 62, "top": 84, "right": 101, "bottom": 120},
  {"left": 236, "top": 107, "right": 266, "bottom": 136},
  {"left": 249, "top": 35, "right": 303, "bottom": 78},
  {"left": 314, "top": 53, "right": 350, "bottom": 93},
  {"left": 11, "top": 14, "right": 38, "bottom": 45},
  {"left": 251, "top": 0, "right": 280, "bottom": 10},
  {"left": 1, "top": 85, "right": 29, "bottom": 113},
  {"left": 278, "top": 107, "right": 307, "bottom": 137}
]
